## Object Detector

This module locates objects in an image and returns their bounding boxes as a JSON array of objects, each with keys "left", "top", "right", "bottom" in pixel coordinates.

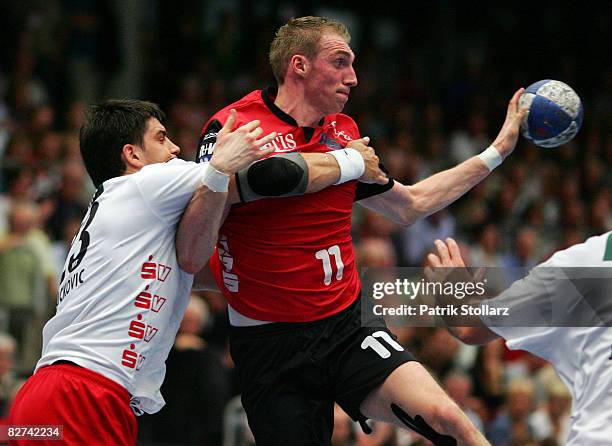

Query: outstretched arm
[{"left": 359, "top": 88, "right": 527, "bottom": 226}]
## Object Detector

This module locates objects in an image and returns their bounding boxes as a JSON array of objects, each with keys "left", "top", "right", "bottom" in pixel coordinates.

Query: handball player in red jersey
[{"left": 195, "top": 16, "right": 526, "bottom": 446}]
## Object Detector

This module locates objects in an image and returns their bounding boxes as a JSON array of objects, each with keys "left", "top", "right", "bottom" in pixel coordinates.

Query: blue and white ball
[{"left": 519, "top": 80, "right": 583, "bottom": 148}]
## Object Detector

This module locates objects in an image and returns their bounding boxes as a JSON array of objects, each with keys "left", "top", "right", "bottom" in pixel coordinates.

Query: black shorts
[{"left": 229, "top": 296, "right": 416, "bottom": 446}]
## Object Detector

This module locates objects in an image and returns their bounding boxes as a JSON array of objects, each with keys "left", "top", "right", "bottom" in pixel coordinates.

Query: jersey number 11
[{"left": 315, "top": 245, "right": 345, "bottom": 286}]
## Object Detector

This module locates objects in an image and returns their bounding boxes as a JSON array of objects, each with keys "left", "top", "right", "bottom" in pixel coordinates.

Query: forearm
[
  {"left": 226, "top": 152, "right": 342, "bottom": 205},
  {"left": 176, "top": 185, "right": 227, "bottom": 274},
  {"left": 408, "top": 156, "right": 490, "bottom": 219},
  {"left": 435, "top": 299, "right": 500, "bottom": 345},
  {"left": 303, "top": 152, "right": 341, "bottom": 193},
  {"left": 360, "top": 156, "right": 490, "bottom": 226}
]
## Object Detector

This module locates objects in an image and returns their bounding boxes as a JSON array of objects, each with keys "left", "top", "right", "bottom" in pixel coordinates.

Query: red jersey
[{"left": 197, "top": 88, "right": 391, "bottom": 322}]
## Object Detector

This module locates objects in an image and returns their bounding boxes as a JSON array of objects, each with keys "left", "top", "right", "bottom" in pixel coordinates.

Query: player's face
[
  {"left": 305, "top": 32, "right": 357, "bottom": 116},
  {"left": 139, "top": 118, "right": 181, "bottom": 165}
]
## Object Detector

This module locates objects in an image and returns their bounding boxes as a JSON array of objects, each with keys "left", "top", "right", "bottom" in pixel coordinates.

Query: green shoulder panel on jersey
[{"left": 604, "top": 233, "right": 612, "bottom": 261}]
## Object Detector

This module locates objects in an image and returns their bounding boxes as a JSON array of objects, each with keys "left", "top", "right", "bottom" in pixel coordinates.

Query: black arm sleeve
[
  {"left": 354, "top": 162, "right": 395, "bottom": 201},
  {"left": 235, "top": 153, "right": 309, "bottom": 203}
]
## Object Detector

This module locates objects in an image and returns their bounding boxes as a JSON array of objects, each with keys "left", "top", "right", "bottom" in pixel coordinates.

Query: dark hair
[{"left": 79, "top": 99, "right": 165, "bottom": 187}]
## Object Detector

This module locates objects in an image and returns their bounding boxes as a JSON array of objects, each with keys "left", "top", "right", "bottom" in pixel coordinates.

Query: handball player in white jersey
[
  {"left": 427, "top": 232, "right": 612, "bottom": 445},
  {"left": 6, "top": 100, "right": 279, "bottom": 445}
]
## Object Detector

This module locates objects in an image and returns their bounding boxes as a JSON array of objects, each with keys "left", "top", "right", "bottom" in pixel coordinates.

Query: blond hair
[{"left": 269, "top": 16, "right": 351, "bottom": 85}]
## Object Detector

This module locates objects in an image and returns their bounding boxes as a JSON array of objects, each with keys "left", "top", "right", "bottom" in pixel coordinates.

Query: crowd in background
[{"left": 0, "top": 1, "right": 610, "bottom": 445}]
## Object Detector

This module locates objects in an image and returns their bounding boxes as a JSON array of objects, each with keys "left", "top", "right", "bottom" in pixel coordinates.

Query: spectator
[
  {"left": 399, "top": 210, "right": 456, "bottom": 266},
  {"left": 0, "top": 167, "right": 35, "bottom": 234},
  {"left": 416, "top": 328, "right": 460, "bottom": 379},
  {"left": 449, "top": 109, "right": 490, "bottom": 164},
  {"left": 0, "top": 201, "right": 46, "bottom": 372},
  {"left": 43, "top": 159, "right": 88, "bottom": 241},
  {"left": 356, "top": 237, "right": 398, "bottom": 268},
  {"left": 528, "top": 378, "right": 571, "bottom": 444},
  {"left": 470, "top": 224, "right": 504, "bottom": 267},
  {"left": 471, "top": 339, "right": 505, "bottom": 417},
  {"left": 502, "top": 227, "right": 539, "bottom": 285},
  {"left": 469, "top": 224, "right": 507, "bottom": 293}
]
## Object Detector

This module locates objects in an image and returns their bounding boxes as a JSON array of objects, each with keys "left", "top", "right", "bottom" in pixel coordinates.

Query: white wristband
[
  {"left": 201, "top": 164, "right": 230, "bottom": 192},
  {"left": 330, "top": 148, "right": 365, "bottom": 185},
  {"left": 477, "top": 145, "right": 502, "bottom": 172}
]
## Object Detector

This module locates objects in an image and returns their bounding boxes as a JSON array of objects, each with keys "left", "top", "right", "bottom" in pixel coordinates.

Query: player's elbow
[
  {"left": 176, "top": 232, "right": 218, "bottom": 275},
  {"left": 178, "top": 259, "right": 200, "bottom": 275},
  {"left": 397, "top": 211, "right": 419, "bottom": 227},
  {"left": 408, "top": 189, "right": 435, "bottom": 223},
  {"left": 393, "top": 187, "right": 421, "bottom": 227},
  {"left": 178, "top": 252, "right": 205, "bottom": 275}
]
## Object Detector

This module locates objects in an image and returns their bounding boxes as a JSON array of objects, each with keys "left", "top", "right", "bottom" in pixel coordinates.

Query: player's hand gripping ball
[{"left": 519, "top": 80, "right": 583, "bottom": 148}]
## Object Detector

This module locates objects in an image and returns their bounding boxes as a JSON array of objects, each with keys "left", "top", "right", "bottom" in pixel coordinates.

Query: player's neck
[{"left": 275, "top": 86, "right": 324, "bottom": 127}]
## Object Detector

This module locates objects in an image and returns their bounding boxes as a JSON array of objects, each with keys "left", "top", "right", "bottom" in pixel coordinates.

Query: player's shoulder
[
  {"left": 141, "top": 158, "right": 192, "bottom": 172},
  {"left": 136, "top": 158, "right": 196, "bottom": 180},
  {"left": 323, "top": 113, "right": 360, "bottom": 141},
  {"left": 326, "top": 113, "right": 359, "bottom": 130},
  {"left": 547, "top": 232, "right": 612, "bottom": 267},
  {"left": 197, "top": 90, "right": 268, "bottom": 163}
]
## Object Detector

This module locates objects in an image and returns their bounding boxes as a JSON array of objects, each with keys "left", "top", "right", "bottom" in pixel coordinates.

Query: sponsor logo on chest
[
  {"left": 319, "top": 133, "right": 343, "bottom": 151},
  {"left": 263, "top": 132, "right": 297, "bottom": 153},
  {"left": 329, "top": 120, "right": 353, "bottom": 142}
]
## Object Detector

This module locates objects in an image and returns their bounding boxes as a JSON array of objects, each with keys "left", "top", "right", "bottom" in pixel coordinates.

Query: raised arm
[
  {"left": 359, "top": 88, "right": 527, "bottom": 226},
  {"left": 176, "top": 110, "right": 276, "bottom": 274}
]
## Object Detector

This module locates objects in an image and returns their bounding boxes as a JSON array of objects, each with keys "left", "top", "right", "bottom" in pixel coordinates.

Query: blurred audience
[
  {"left": 0, "top": 201, "right": 48, "bottom": 373},
  {"left": 528, "top": 377, "right": 571, "bottom": 445},
  {"left": 444, "top": 371, "right": 484, "bottom": 432},
  {"left": 0, "top": 333, "right": 18, "bottom": 420},
  {"left": 486, "top": 378, "right": 536, "bottom": 446}
]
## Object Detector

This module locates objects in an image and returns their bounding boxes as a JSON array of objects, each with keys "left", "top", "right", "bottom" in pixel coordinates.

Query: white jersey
[
  {"left": 37, "top": 158, "right": 208, "bottom": 415},
  {"left": 483, "top": 232, "right": 612, "bottom": 445}
]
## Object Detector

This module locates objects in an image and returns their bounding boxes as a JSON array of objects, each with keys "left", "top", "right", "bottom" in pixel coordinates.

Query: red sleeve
[{"left": 196, "top": 105, "right": 259, "bottom": 163}]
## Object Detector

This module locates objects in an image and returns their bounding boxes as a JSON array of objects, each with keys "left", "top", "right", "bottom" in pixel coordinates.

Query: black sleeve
[
  {"left": 354, "top": 162, "right": 395, "bottom": 201},
  {"left": 195, "top": 119, "right": 223, "bottom": 163}
]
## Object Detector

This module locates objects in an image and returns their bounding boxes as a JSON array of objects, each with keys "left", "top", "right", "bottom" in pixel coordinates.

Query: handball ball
[{"left": 519, "top": 79, "right": 583, "bottom": 148}]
